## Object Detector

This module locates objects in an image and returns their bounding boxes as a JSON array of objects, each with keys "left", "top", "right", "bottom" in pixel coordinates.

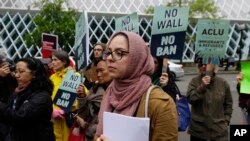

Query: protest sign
[
  {"left": 83, "top": 66, "right": 98, "bottom": 83},
  {"left": 41, "top": 33, "right": 58, "bottom": 58},
  {"left": 74, "top": 11, "right": 89, "bottom": 71},
  {"left": 150, "top": 6, "right": 189, "bottom": 59},
  {"left": 115, "top": 12, "right": 139, "bottom": 33},
  {"left": 196, "top": 19, "right": 229, "bottom": 64},
  {"left": 53, "top": 71, "right": 82, "bottom": 112}
]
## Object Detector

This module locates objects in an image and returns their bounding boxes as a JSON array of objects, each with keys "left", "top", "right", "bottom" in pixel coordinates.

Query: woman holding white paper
[{"left": 96, "top": 31, "right": 178, "bottom": 141}]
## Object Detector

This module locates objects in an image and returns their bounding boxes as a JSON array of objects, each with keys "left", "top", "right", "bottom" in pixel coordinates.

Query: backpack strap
[{"left": 145, "top": 85, "right": 161, "bottom": 118}]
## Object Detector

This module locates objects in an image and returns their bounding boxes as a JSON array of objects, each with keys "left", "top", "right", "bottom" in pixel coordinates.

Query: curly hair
[{"left": 17, "top": 57, "right": 54, "bottom": 94}]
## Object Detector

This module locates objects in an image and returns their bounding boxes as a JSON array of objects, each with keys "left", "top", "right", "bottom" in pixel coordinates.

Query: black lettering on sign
[
  {"left": 122, "top": 16, "right": 130, "bottom": 26},
  {"left": 202, "top": 29, "right": 224, "bottom": 35},
  {"left": 165, "top": 9, "right": 178, "bottom": 18}
]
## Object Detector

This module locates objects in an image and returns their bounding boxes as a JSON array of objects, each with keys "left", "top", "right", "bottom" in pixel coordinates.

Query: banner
[
  {"left": 195, "top": 19, "right": 229, "bottom": 64},
  {"left": 41, "top": 33, "right": 58, "bottom": 58},
  {"left": 150, "top": 6, "right": 189, "bottom": 59},
  {"left": 53, "top": 71, "right": 82, "bottom": 112},
  {"left": 115, "top": 12, "right": 139, "bottom": 33},
  {"left": 74, "top": 11, "right": 89, "bottom": 71}
]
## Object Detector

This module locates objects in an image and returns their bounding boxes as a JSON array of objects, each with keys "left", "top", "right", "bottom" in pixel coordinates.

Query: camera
[
  {"left": 0, "top": 58, "right": 16, "bottom": 71},
  {"left": 5, "top": 58, "right": 15, "bottom": 71},
  {"left": 9, "top": 63, "right": 16, "bottom": 71}
]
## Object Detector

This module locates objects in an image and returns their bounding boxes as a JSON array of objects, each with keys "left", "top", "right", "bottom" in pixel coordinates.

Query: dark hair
[
  {"left": 194, "top": 54, "right": 203, "bottom": 64},
  {"left": 17, "top": 57, "right": 54, "bottom": 94},
  {"left": 52, "top": 50, "right": 70, "bottom": 68},
  {"left": 153, "top": 57, "right": 163, "bottom": 77}
]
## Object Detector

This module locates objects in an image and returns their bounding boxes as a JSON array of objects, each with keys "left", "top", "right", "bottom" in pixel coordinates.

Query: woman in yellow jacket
[{"left": 50, "top": 50, "right": 79, "bottom": 141}]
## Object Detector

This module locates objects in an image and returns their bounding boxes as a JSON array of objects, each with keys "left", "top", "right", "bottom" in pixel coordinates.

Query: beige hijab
[{"left": 96, "top": 31, "right": 154, "bottom": 136}]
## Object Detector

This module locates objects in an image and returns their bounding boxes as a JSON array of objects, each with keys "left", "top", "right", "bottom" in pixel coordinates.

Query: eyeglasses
[
  {"left": 103, "top": 49, "right": 129, "bottom": 61},
  {"left": 14, "top": 70, "right": 31, "bottom": 75},
  {"left": 94, "top": 48, "right": 103, "bottom": 52}
]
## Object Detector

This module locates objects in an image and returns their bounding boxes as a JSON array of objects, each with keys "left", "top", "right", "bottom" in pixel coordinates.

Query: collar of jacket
[{"left": 54, "top": 68, "right": 68, "bottom": 78}]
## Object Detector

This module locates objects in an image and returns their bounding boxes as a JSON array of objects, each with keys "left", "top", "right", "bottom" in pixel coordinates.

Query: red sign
[{"left": 42, "top": 33, "right": 58, "bottom": 58}]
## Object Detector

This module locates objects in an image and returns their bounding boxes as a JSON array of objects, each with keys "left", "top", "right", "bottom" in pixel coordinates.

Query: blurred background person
[
  {"left": 187, "top": 57, "right": 233, "bottom": 141},
  {"left": 87, "top": 43, "right": 106, "bottom": 69},
  {"left": 50, "top": 50, "right": 78, "bottom": 141},
  {"left": 152, "top": 57, "right": 179, "bottom": 102},
  {"left": 0, "top": 57, "right": 54, "bottom": 141},
  {"left": 236, "top": 72, "right": 250, "bottom": 124},
  {"left": 236, "top": 54, "right": 250, "bottom": 124},
  {"left": 76, "top": 59, "right": 112, "bottom": 141},
  {"left": 0, "top": 52, "right": 17, "bottom": 141},
  {"left": 83, "top": 43, "right": 106, "bottom": 89}
]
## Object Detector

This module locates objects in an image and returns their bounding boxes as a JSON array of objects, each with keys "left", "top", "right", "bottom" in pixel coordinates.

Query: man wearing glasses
[{"left": 83, "top": 43, "right": 106, "bottom": 89}]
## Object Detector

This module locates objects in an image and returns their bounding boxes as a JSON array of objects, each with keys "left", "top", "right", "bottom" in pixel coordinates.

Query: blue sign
[{"left": 151, "top": 32, "right": 186, "bottom": 59}]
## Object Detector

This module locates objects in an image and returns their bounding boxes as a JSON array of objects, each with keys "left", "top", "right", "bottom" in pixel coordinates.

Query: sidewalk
[{"left": 184, "top": 66, "right": 239, "bottom": 75}]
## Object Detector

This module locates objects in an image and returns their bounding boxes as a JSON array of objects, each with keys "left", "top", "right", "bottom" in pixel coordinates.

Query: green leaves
[{"left": 24, "top": 0, "right": 76, "bottom": 51}]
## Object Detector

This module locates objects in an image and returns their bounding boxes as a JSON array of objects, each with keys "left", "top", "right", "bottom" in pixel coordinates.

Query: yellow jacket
[{"left": 50, "top": 68, "right": 84, "bottom": 141}]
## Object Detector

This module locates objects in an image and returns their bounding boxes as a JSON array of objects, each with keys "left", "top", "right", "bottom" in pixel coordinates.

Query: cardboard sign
[
  {"left": 42, "top": 33, "right": 58, "bottom": 58},
  {"left": 115, "top": 12, "right": 139, "bottom": 33},
  {"left": 150, "top": 6, "right": 189, "bottom": 59},
  {"left": 196, "top": 19, "right": 229, "bottom": 64},
  {"left": 84, "top": 66, "right": 98, "bottom": 83},
  {"left": 53, "top": 71, "right": 82, "bottom": 112}
]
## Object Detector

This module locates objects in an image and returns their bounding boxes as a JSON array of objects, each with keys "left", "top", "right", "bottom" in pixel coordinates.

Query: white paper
[{"left": 103, "top": 112, "right": 150, "bottom": 141}]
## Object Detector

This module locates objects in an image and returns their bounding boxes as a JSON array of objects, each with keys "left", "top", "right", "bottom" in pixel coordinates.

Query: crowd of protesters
[{"left": 0, "top": 30, "right": 249, "bottom": 141}]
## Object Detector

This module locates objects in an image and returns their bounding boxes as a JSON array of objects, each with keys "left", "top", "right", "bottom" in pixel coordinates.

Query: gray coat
[{"left": 187, "top": 74, "right": 233, "bottom": 140}]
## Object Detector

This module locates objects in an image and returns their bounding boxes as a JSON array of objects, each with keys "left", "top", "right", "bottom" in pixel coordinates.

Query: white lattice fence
[{"left": 0, "top": 10, "right": 250, "bottom": 62}]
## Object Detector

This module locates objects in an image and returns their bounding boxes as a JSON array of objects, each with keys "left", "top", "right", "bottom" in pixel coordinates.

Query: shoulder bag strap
[
  {"left": 145, "top": 85, "right": 161, "bottom": 118},
  {"left": 173, "top": 82, "right": 181, "bottom": 100}
]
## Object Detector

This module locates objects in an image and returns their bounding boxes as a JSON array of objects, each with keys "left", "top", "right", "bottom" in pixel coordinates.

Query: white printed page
[{"left": 103, "top": 112, "right": 150, "bottom": 141}]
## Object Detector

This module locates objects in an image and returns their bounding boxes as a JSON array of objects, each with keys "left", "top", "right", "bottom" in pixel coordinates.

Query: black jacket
[
  {"left": 0, "top": 75, "right": 17, "bottom": 141},
  {"left": 0, "top": 75, "right": 17, "bottom": 103},
  {"left": 0, "top": 86, "right": 55, "bottom": 141}
]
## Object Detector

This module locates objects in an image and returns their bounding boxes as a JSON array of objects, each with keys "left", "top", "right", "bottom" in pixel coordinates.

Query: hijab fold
[{"left": 96, "top": 31, "right": 154, "bottom": 136}]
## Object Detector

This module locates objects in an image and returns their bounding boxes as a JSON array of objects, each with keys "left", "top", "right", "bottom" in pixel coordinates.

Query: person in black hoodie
[{"left": 0, "top": 57, "right": 55, "bottom": 141}]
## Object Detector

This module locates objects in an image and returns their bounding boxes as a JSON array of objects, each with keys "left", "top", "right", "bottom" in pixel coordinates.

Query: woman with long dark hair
[{"left": 0, "top": 57, "right": 55, "bottom": 141}]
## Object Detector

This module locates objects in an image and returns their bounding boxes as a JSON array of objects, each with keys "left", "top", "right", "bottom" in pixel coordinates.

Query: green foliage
[
  {"left": 24, "top": 0, "right": 76, "bottom": 51},
  {"left": 145, "top": 0, "right": 220, "bottom": 19}
]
